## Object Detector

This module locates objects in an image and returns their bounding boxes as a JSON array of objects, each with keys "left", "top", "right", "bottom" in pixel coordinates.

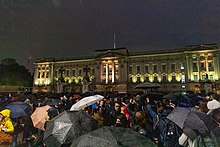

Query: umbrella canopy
[
  {"left": 163, "top": 93, "right": 193, "bottom": 107},
  {"left": 4, "top": 102, "right": 32, "bottom": 118},
  {"left": 31, "top": 105, "right": 51, "bottom": 131},
  {"left": 135, "top": 82, "right": 161, "bottom": 89},
  {"left": 71, "top": 126, "right": 155, "bottom": 147},
  {"left": 140, "top": 92, "right": 164, "bottom": 101},
  {"left": 43, "top": 111, "right": 97, "bottom": 147},
  {"left": 70, "top": 95, "right": 104, "bottom": 111},
  {"left": 41, "top": 99, "right": 63, "bottom": 106},
  {"left": 167, "top": 107, "right": 218, "bottom": 135}
]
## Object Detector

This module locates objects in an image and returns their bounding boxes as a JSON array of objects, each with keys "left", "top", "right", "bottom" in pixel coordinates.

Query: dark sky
[{"left": 0, "top": 0, "right": 220, "bottom": 72}]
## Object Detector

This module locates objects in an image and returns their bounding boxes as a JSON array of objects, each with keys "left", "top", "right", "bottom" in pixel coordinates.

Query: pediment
[{"left": 96, "top": 51, "right": 126, "bottom": 58}]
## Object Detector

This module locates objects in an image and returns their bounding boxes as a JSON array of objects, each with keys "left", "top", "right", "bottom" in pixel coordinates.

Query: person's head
[
  {"left": 47, "top": 107, "right": 59, "bottom": 120},
  {"left": 0, "top": 109, "right": 10, "bottom": 122},
  {"left": 115, "top": 114, "right": 127, "bottom": 127},
  {"left": 114, "top": 102, "right": 121, "bottom": 111},
  {"left": 212, "top": 94, "right": 220, "bottom": 101},
  {"left": 134, "top": 111, "right": 145, "bottom": 124},
  {"left": 99, "top": 100, "right": 104, "bottom": 107}
]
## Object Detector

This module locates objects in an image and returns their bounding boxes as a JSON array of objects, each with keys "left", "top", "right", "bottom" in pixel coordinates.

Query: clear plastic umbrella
[{"left": 70, "top": 95, "right": 104, "bottom": 111}]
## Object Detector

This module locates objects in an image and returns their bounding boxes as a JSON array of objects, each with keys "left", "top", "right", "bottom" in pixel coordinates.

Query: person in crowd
[
  {"left": 132, "top": 111, "right": 149, "bottom": 138},
  {"left": 0, "top": 109, "right": 14, "bottom": 146},
  {"left": 207, "top": 94, "right": 220, "bottom": 114},
  {"left": 109, "top": 101, "right": 125, "bottom": 126},
  {"left": 92, "top": 106, "right": 104, "bottom": 128},
  {"left": 121, "top": 104, "right": 130, "bottom": 127},
  {"left": 179, "top": 128, "right": 217, "bottom": 147},
  {"left": 33, "top": 107, "right": 59, "bottom": 147},
  {"left": 115, "top": 114, "right": 127, "bottom": 128},
  {"left": 12, "top": 117, "right": 24, "bottom": 147}
]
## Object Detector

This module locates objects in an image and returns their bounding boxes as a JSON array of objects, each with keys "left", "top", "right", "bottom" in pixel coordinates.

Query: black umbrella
[
  {"left": 4, "top": 102, "right": 32, "bottom": 118},
  {"left": 43, "top": 111, "right": 97, "bottom": 147},
  {"left": 140, "top": 92, "right": 164, "bottom": 101},
  {"left": 167, "top": 107, "right": 218, "bottom": 135},
  {"left": 41, "top": 99, "right": 63, "bottom": 106},
  {"left": 71, "top": 126, "right": 155, "bottom": 147}
]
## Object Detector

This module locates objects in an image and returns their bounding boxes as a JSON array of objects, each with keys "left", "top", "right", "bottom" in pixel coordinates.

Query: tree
[{"left": 0, "top": 63, "right": 33, "bottom": 87}]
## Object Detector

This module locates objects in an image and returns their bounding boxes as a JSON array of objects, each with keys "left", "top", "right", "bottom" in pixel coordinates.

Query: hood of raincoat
[{"left": 0, "top": 109, "right": 11, "bottom": 118}]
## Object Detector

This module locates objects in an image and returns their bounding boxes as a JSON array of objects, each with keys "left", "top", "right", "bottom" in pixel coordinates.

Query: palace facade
[{"left": 33, "top": 43, "right": 220, "bottom": 94}]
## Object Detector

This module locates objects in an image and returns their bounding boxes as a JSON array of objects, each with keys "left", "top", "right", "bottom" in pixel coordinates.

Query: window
[
  {"left": 91, "top": 68, "right": 95, "bottom": 75},
  {"left": 66, "top": 70, "right": 69, "bottom": 77},
  {"left": 200, "top": 62, "right": 205, "bottom": 71},
  {"left": 180, "top": 63, "right": 184, "bottom": 70},
  {"left": 181, "top": 75, "right": 185, "bottom": 83},
  {"left": 202, "top": 74, "right": 206, "bottom": 80},
  {"left": 210, "top": 75, "right": 213, "bottom": 81},
  {"left": 162, "top": 75, "right": 167, "bottom": 82},
  {"left": 72, "top": 70, "right": 75, "bottom": 76},
  {"left": 153, "top": 65, "right": 157, "bottom": 73},
  {"left": 171, "top": 75, "right": 176, "bottom": 82},
  {"left": 162, "top": 64, "right": 166, "bottom": 72},
  {"left": 154, "top": 76, "right": 158, "bottom": 82},
  {"left": 79, "top": 69, "right": 82, "bottom": 75},
  {"left": 137, "top": 66, "right": 140, "bottom": 73},
  {"left": 130, "top": 77, "right": 133, "bottom": 83},
  {"left": 41, "top": 72, "right": 45, "bottom": 78},
  {"left": 46, "top": 71, "right": 49, "bottom": 78},
  {"left": 55, "top": 70, "right": 58, "bottom": 77},
  {"left": 137, "top": 77, "right": 141, "bottom": 83},
  {"left": 194, "top": 75, "right": 198, "bottom": 81},
  {"left": 145, "top": 76, "right": 149, "bottom": 82},
  {"left": 37, "top": 71, "right": 41, "bottom": 78},
  {"left": 145, "top": 65, "right": 149, "bottom": 73},
  {"left": 208, "top": 62, "right": 214, "bottom": 71},
  {"left": 171, "top": 64, "right": 175, "bottom": 72},
  {"left": 193, "top": 62, "right": 198, "bottom": 72},
  {"left": 129, "top": 66, "right": 132, "bottom": 73}
]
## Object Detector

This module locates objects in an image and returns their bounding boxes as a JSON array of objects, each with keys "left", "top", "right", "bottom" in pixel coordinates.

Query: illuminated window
[
  {"left": 202, "top": 75, "right": 206, "bottom": 80},
  {"left": 180, "top": 63, "right": 184, "bottom": 70},
  {"left": 210, "top": 75, "right": 213, "bottom": 81},
  {"left": 193, "top": 62, "right": 198, "bottom": 72},
  {"left": 181, "top": 75, "right": 185, "bottom": 83},
  {"left": 194, "top": 75, "right": 198, "bottom": 81}
]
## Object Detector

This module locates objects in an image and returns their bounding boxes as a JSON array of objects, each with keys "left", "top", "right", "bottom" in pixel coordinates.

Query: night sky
[{"left": 0, "top": 0, "right": 220, "bottom": 72}]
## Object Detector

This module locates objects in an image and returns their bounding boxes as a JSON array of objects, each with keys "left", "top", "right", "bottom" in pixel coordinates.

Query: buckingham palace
[{"left": 32, "top": 43, "right": 220, "bottom": 94}]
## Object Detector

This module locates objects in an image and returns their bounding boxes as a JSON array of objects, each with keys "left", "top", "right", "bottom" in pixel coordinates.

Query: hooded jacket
[{"left": 0, "top": 109, "right": 14, "bottom": 134}]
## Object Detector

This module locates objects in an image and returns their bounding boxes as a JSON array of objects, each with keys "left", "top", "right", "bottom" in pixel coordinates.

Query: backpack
[{"left": 158, "top": 117, "right": 182, "bottom": 147}]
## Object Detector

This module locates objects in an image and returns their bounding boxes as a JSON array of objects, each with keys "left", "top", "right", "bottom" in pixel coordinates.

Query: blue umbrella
[{"left": 4, "top": 102, "right": 32, "bottom": 118}]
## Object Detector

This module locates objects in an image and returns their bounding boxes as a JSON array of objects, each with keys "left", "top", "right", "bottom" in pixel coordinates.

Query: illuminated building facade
[{"left": 33, "top": 43, "right": 220, "bottom": 94}]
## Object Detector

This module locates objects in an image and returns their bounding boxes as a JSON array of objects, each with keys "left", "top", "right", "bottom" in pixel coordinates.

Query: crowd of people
[{"left": 0, "top": 91, "right": 220, "bottom": 147}]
